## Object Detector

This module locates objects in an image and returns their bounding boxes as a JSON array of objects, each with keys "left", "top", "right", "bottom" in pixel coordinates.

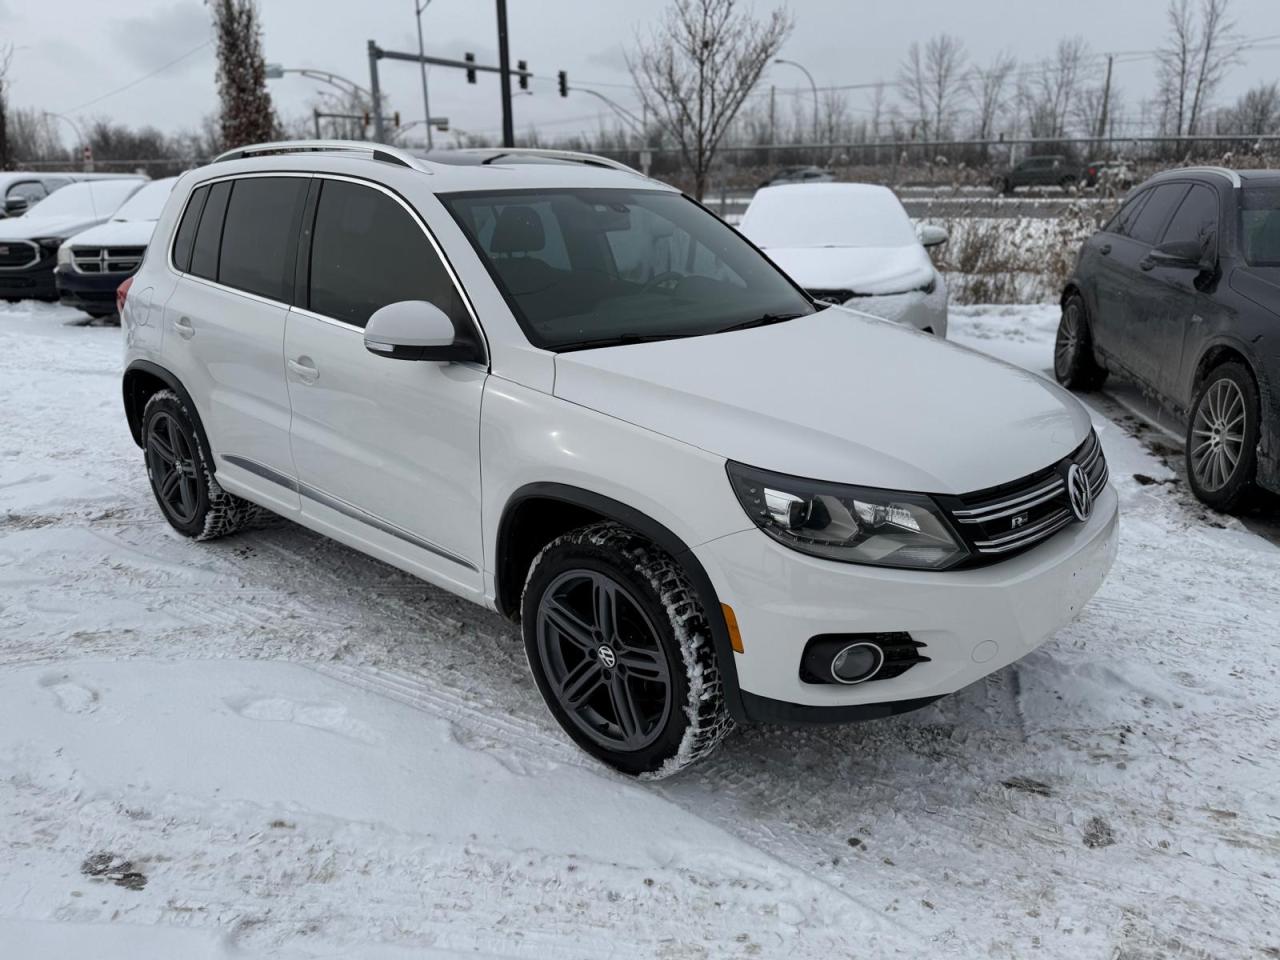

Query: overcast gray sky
[{"left": 5, "top": 0, "right": 1279, "bottom": 147}]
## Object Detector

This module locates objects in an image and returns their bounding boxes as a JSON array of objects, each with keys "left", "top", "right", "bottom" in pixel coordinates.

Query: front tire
[
  {"left": 142, "top": 390, "right": 266, "bottom": 540},
  {"left": 1186, "top": 362, "right": 1259, "bottom": 513},
  {"left": 1054, "top": 294, "right": 1108, "bottom": 390},
  {"left": 521, "top": 522, "right": 732, "bottom": 777}
]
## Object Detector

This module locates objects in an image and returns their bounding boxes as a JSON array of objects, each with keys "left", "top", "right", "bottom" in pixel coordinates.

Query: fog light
[{"left": 830, "top": 642, "right": 884, "bottom": 684}]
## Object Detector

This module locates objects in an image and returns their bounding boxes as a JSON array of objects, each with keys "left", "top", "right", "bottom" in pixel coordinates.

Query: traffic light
[
  {"left": 465, "top": 52, "right": 476, "bottom": 84},
  {"left": 393, "top": 111, "right": 401, "bottom": 128},
  {"left": 517, "top": 60, "right": 528, "bottom": 91},
  {"left": 558, "top": 70, "right": 568, "bottom": 97},
  {"left": 362, "top": 110, "right": 370, "bottom": 127}
]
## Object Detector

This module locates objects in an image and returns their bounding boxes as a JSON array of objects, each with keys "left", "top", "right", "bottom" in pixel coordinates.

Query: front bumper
[
  {"left": 697, "top": 485, "right": 1118, "bottom": 720},
  {"left": 846, "top": 279, "right": 948, "bottom": 337},
  {"left": 0, "top": 251, "right": 57, "bottom": 299},
  {"left": 54, "top": 264, "right": 128, "bottom": 315}
]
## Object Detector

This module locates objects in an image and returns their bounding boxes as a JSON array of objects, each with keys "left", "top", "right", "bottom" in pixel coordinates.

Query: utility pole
[
  {"left": 495, "top": 0, "right": 514, "bottom": 148},
  {"left": 368, "top": 40, "right": 385, "bottom": 142},
  {"left": 1096, "top": 54, "right": 1114, "bottom": 142},
  {"left": 415, "top": 0, "right": 434, "bottom": 150}
]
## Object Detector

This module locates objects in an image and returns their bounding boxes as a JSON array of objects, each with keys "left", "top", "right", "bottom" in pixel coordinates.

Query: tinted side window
[
  {"left": 1129, "top": 184, "right": 1189, "bottom": 246},
  {"left": 308, "top": 179, "right": 467, "bottom": 329},
  {"left": 190, "top": 181, "right": 231, "bottom": 281},
  {"left": 218, "top": 177, "right": 308, "bottom": 301},
  {"left": 1161, "top": 184, "right": 1219, "bottom": 249},
  {"left": 172, "top": 185, "right": 208, "bottom": 273}
]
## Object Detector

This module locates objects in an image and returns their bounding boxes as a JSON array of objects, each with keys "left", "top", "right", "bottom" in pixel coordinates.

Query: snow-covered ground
[{"left": 2, "top": 301, "right": 1278, "bottom": 959}]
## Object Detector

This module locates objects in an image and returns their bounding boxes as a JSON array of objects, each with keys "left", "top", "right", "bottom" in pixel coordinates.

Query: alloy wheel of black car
[
  {"left": 1053, "top": 295, "right": 1107, "bottom": 390},
  {"left": 535, "top": 569, "right": 672, "bottom": 753},
  {"left": 1186, "top": 362, "right": 1259, "bottom": 512}
]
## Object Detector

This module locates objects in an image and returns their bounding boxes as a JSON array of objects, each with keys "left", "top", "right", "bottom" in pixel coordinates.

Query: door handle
[
  {"left": 172, "top": 316, "right": 195, "bottom": 340},
  {"left": 1099, "top": 244, "right": 1111, "bottom": 255},
  {"left": 288, "top": 357, "right": 319, "bottom": 384},
  {"left": 1139, "top": 258, "right": 1155, "bottom": 272}
]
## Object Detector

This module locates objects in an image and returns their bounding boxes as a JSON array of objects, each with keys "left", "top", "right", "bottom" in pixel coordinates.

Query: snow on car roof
[{"left": 740, "top": 183, "right": 919, "bottom": 250}]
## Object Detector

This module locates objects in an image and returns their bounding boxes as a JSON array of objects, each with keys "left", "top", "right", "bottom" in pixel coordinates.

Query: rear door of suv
[
  {"left": 162, "top": 174, "right": 309, "bottom": 513},
  {"left": 283, "top": 176, "right": 486, "bottom": 593}
]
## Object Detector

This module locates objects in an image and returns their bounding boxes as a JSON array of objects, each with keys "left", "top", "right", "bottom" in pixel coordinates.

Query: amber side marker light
[{"left": 721, "top": 603, "right": 744, "bottom": 654}]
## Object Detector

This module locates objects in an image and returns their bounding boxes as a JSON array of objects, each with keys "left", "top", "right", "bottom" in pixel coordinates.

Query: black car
[
  {"left": 993, "top": 155, "right": 1080, "bottom": 195},
  {"left": 1056, "top": 166, "right": 1280, "bottom": 511}
]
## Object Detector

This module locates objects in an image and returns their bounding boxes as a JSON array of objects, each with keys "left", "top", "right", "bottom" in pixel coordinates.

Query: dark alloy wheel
[
  {"left": 535, "top": 569, "right": 672, "bottom": 753},
  {"left": 141, "top": 389, "right": 266, "bottom": 540},
  {"left": 1054, "top": 294, "right": 1108, "bottom": 390},
  {"left": 521, "top": 522, "right": 731, "bottom": 777},
  {"left": 1186, "top": 361, "right": 1259, "bottom": 513}
]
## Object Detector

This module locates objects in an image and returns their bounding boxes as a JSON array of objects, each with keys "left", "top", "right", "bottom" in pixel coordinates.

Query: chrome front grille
[
  {"left": 943, "top": 431, "right": 1108, "bottom": 563},
  {"left": 0, "top": 240, "right": 39, "bottom": 269},
  {"left": 71, "top": 246, "right": 146, "bottom": 275}
]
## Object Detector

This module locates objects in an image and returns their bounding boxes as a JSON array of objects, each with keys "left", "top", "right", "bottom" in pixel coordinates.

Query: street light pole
[
  {"left": 414, "top": 0, "right": 434, "bottom": 150},
  {"left": 774, "top": 58, "right": 819, "bottom": 146}
]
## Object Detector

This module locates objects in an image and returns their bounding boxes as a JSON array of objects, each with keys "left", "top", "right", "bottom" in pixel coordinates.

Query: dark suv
[
  {"left": 993, "top": 155, "right": 1080, "bottom": 194},
  {"left": 1056, "top": 166, "right": 1280, "bottom": 511}
]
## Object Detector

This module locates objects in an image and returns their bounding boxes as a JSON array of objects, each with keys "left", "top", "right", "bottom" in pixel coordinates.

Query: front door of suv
[{"left": 284, "top": 177, "right": 485, "bottom": 595}]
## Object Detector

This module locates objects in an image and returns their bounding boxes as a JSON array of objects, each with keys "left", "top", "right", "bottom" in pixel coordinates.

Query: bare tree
[
  {"left": 0, "top": 44, "right": 11, "bottom": 170},
  {"left": 818, "top": 88, "right": 851, "bottom": 147},
  {"left": 629, "top": 0, "right": 792, "bottom": 199},
  {"left": 1073, "top": 84, "right": 1123, "bottom": 141},
  {"left": 1186, "top": 0, "right": 1238, "bottom": 134},
  {"left": 898, "top": 34, "right": 967, "bottom": 140},
  {"left": 1218, "top": 82, "right": 1280, "bottom": 135},
  {"left": 211, "top": 0, "right": 276, "bottom": 150},
  {"left": 1021, "top": 36, "right": 1089, "bottom": 140},
  {"left": 1157, "top": 0, "right": 1197, "bottom": 135},
  {"left": 867, "top": 81, "right": 887, "bottom": 141},
  {"left": 967, "top": 50, "right": 1016, "bottom": 139}
]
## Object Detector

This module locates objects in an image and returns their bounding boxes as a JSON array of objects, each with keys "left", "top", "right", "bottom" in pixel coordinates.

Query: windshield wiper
[
  {"left": 555, "top": 332, "right": 702, "bottom": 352},
  {"left": 714, "top": 312, "right": 804, "bottom": 334}
]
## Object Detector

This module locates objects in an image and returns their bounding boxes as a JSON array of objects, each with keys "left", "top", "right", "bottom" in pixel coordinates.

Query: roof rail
[
  {"left": 451, "top": 147, "right": 641, "bottom": 175},
  {"left": 1154, "top": 165, "right": 1242, "bottom": 188},
  {"left": 213, "top": 139, "right": 428, "bottom": 171}
]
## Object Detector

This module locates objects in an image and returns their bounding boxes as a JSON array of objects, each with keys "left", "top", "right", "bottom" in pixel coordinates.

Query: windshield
[
  {"left": 29, "top": 179, "right": 143, "bottom": 220},
  {"left": 1241, "top": 185, "right": 1280, "bottom": 266},
  {"left": 441, "top": 188, "right": 814, "bottom": 350},
  {"left": 740, "top": 184, "right": 919, "bottom": 249},
  {"left": 112, "top": 178, "right": 175, "bottom": 221}
]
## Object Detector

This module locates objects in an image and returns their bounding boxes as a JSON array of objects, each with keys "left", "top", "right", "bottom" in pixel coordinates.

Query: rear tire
[
  {"left": 142, "top": 389, "right": 267, "bottom": 540},
  {"left": 1054, "top": 294, "right": 1108, "bottom": 391},
  {"left": 521, "top": 521, "right": 732, "bottom": 778},
  {"left": 1185, "top": 362, "right": 1259, "bottom": 513}
]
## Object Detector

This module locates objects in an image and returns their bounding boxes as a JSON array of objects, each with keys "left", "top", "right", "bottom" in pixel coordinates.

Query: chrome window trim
[{"left": 164, "top": 169, "right": 489, "bottom": 366}]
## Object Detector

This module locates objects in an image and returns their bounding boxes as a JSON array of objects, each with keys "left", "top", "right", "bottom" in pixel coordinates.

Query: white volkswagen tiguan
[{"left": 120, "top": 141, "right": 1118, "bottom": 776}]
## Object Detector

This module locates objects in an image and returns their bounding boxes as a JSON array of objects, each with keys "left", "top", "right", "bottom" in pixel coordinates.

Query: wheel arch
[
  {"left": 1189, "top": 339, "right": 1263, "bottom": 398},
  {"left": 495, "top": 482, "right": 747, "bottom": 723},
  {"left": 123, "top": 360, "right": 215, "bottom": 463}
]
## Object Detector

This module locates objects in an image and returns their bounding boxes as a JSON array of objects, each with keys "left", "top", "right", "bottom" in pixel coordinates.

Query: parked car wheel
[
  {"left": 521, "top": 521, "right": 732, "bottom": 778},
  {"left": 1185, "top": 362, "right": 1259, "bottom": 513},
  {"left": 1054, "top": 294, "right": 1108, "bottom": 390},
  {"left": 142, "top": 389, "right": 266, "bottom": 540},
  {"left": 993, "top": 176, "right": 1012, "bottom": 196},
  {"left": 1059, "top": 175, "right": 1077, "bottom": 190}
]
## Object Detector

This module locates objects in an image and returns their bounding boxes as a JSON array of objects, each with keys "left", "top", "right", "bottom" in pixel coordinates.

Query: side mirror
[
  {"left": 1148, "top": 239, "right": 1208, "bottom": 270},
  {"left": 918, "top": 224, "right": 949, "bottom": 249},
  {"left": 363, "top": 300, "right": 479, "bottom": 363},
  {"left": 4, "top": 196, "right": 29, "bottom": 217}
]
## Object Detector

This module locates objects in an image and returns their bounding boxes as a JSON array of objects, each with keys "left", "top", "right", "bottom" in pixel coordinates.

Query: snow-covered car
[
  {"left": 0, "top": 177, "right": 146, "bottom": 302},
  {"left": 0, "top": 170, "right": 149, "bottom": 219},
  {"left": 54, "top": 177, "right": 178, "bottom": 320},
  {"left": 739, "top": 183, "right": 950, "bottom": 336},
  {"left": 119, "top": 140, "right": 1117, "bottom": 777}
]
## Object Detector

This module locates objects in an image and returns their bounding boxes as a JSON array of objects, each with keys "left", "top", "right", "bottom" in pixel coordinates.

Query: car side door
[
  {"left": 161, "top": 175, "right": 309, "bottom": 514},
  {"left": 1089, "top": 188, "right": 1151, "bottom": 358},
  {"left": 284, "top": 176, "right": 486, "bottom": 596},
  {"left": 1096, "top": 183, "right": 1189, "bottom": 386},
  {"left": 1139, "top": 182, "right": 1223, "bottom": 402}
]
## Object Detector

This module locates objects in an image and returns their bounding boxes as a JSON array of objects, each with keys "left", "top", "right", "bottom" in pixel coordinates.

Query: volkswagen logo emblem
[
  {"left": 597, "top": 645, "right": 617, "bottom": 669},
  {"left": 1066, "top": 463, "right": 1093, "bottom": 522}
]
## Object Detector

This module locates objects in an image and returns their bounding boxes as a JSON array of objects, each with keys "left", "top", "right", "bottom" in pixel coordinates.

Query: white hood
[
  {"left": 762, "top": 244, "right": 935, "bottom": 296},
  {"left": 553, "top": 308, "right": 1090, "bottom": 494},
  {"left": 65, "top": 218, "right": 157, "bottom": 248},
  {"left": 0, "top": 213, "right": 103, "bottom": 242}
]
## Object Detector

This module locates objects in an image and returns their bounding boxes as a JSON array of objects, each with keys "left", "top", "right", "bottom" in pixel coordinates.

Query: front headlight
[
  {"left": 56, "top": 243, "right": 74, "bottom": 266},
  {"left": 34, "top": 236, "right": 65, "bottom": 252},
  {"left": 726, "top": 461, "right": 969, "bottom": 570}
]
